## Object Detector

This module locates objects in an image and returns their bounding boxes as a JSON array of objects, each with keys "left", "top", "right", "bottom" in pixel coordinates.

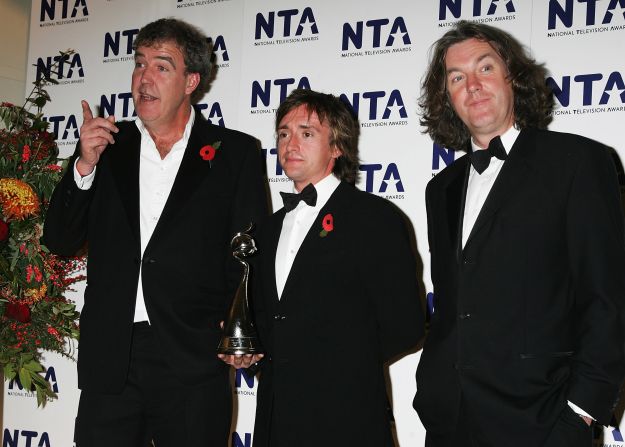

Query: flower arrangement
[{"left": 0, "top": 50, "right": 85, "bottom": 406}]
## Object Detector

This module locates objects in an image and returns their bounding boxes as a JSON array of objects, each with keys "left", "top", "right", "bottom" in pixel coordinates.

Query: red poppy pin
[
  {"left": 320, "top": 213, "right": 334, "bottom": 238},
  {"left": 199, "top": 140, "right": 222, "bottom": 164}
]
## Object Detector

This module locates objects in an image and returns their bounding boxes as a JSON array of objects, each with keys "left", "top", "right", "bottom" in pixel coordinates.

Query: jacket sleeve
[
  {"left": 360, "top": 199, "right": 426, "bottom": 362},
  {"left": 43, "top": 148, "right": 95, "bottom": 256},
  {"left": 565, "top": 142, "right": 625, "bottom": 425}
]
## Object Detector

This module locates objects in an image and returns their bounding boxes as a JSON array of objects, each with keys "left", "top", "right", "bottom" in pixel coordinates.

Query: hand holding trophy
[{"left": 217, "top": 223, "right": 263, "bottom": 356}]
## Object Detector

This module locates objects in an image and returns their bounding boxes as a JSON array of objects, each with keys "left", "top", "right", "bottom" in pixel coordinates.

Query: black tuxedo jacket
[
  {"left": 252, "top": 182, "right": 425, "bottom": 447},
  {"left": 414, "top": 128, "right": 625, "bottom": 445},
  {"left": 43, "top": 114, "right": 268, "bottom": 394}
]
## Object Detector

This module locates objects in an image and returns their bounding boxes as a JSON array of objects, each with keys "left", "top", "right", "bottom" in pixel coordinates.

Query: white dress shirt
[
  {"left": 275, "top": 174, "right": 340, "bottom": 299},
  {"left": 461, "top": 126, "right": 593, "bottom": 421},
  {"left": 73, "top": 107, "right": 196, "bottom": 322},
  {"left": 462, "top": 126, "right": 518, "bottom": 248}
]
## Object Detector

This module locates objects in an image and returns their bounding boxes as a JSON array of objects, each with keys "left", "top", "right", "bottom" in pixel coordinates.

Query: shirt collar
[
  {"left": 134, "top": 106, "right": 196, "bottom": 155},
  {"left": 289, "top": 174, "right": 340, "bottom": 212},
  {"left": 470, "top": 125, "right": 520, "bottom": 155}
]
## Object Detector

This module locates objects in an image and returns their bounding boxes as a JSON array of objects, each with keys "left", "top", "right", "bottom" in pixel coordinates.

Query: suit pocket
[
  {"left": 519, "top": 352, "right": 572, "bottom": 392},
  {"left": 519, "top": 351, "right": 574, "bottom": 359}
]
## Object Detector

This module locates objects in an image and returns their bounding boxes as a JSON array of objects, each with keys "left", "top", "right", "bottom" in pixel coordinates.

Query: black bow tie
[
  {"left": 471, "top": 136, "right": 508, "bottom": 174},
  {"left": 280, "top": 183, "right": 317, "bottom": 212}
]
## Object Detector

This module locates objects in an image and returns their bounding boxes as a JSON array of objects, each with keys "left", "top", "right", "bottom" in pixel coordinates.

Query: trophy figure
[{"left": 217, "top": 224, "right": 263, "bottom": 355}]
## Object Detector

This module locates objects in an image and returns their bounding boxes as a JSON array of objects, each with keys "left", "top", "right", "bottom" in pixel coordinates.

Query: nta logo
[
  {"left": 233, "top": 432, "right": 252, "bottom": 447},
  {"left": 439, "top": 0, "right": 516, "bottom": 20},
  {"left": 197, "top": 102, "right": 225, "bottom": 127},
  {"left": 547, "top": 71, "right": 625, "bottom": 107},
  {"left": 340, "top": 90, "right": 407, "bottom": 121},
  {"left": 36, "top": 53, "right": 84, "bottom": 82},
  {"left": 251, "top": 77, "right": 311, "bottom": 108},
  {"left": 235, "top": 368, "right": 255, "bottom": 388},
  {"left": 548, "top": 0, "right": 625, "bottom": 29},
  {"left": 342, "top": 17, "right": 411, "bottom": 51},
  {"left": 40, "top": 0, "right": 88, "bottom": 22},
  {"left": 8, "top": 366, "right": 59, "bottom": 393},
  {"left": 210, "top": 35, "right": 229, "bottom": 63},
  {"left": 255, "top": 7, "right": 318, "bottom": 39},
  {"left": 44, "top": 114, "right": 79, "bottom": 141},
  {"left": 432, "top": 143, "right": 457, "bottom": 171},
  {"left": 3, "top": 429, "right": 51, "bottom": 447},
  {"left": 100, "top": 92, "right": 135, "bottom": 119},
  {"left": 104, "top": 29, "right": 139, "bottom": 57},
  {"left": 262, "top": 148, "right": 284, "bottom": 178},
  {"left": 360, "top": 163, "right": 404, "bottom": 194}
]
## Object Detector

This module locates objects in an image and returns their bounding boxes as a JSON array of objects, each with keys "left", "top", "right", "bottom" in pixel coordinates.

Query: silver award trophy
[{"left": 217, "top": 224, "right": 263, "bottom": 355}]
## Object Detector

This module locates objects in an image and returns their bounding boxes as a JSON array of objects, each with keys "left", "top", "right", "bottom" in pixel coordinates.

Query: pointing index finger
[{"left": 81, "top": 100, "right": 93, "bottom": 122}]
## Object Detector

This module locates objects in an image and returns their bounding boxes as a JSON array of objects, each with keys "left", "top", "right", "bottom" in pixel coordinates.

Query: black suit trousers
[
  {"left": 75, "top": 323, "right": 231, "bottom": 447},
  {"left": 425, "top": 400, "right": 592, "bottom": 447}
]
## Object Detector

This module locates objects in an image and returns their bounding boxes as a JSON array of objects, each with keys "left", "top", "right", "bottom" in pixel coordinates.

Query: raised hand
[{"left": 76, "top": 100, "right": 118, "bottom": 176}]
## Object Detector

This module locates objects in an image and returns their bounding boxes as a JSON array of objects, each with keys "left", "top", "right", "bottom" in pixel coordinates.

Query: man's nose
[
  {"left": 285, "top": 135, "right": 299, "bottom": 150},
  {"left": 466, "top": 74, "right": 481, "bottom": 93},
  {"left": 140, "top": 67, "right": 154, "bottom": 84}
]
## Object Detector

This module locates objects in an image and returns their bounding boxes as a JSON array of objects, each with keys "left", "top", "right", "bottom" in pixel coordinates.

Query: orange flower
[
  {"left": 23, "top": 283, "right": 47, "bottom": 303},
  {"left": 0, "top": 178, "right": 40, "bottom": 220}
]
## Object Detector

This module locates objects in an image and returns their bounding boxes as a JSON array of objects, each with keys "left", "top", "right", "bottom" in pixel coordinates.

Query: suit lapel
[
  {"left": 279, "top": 182, "right": 352, "bottom": 303},
  {"left": 445, "top": 156, "right": 470, "bottom": 262},
  {"left": 147, "top": 115, "right": 216, "bottom": 250},
  {"left": 267, "top": 210, "right": 285, "bottom": 304},
  {"left": 109, "top": 124, "right": 141, "bottom": 245},
  {"left": 464, "top": 128, "right": 535, "bottom": 250}
]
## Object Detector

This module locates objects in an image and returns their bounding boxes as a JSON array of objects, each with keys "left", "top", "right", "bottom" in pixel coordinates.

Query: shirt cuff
[
  {"left": 567, "top": 400, "right": 594, "bottom": 420},
  {"left": 73, "top": 158, "right": 96, "bottom": 190}
]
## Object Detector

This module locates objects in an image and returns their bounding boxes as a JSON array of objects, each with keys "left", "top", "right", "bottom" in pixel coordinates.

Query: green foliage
[{"left": 0, "top": 49, "right": 85, "bottom": 406}]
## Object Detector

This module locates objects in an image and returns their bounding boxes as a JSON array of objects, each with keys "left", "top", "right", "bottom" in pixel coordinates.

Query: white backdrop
[{"left": 3, "top": 0, "right": 625, "bottom": 446}]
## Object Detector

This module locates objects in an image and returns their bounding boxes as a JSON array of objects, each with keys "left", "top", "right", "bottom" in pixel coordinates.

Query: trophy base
[{"left": 217, "top": 337, "right": 263, "bottom": 355}]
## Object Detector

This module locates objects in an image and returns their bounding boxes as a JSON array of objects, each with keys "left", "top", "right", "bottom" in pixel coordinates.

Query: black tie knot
[
  {"left": 280, "top": 183, "right": 317, "bottom": 212},
  {"left": 471, "top": 136, "right": 508, "bottom": 174}
]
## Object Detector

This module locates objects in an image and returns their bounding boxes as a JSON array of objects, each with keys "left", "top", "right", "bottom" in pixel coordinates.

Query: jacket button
[
  {"left": 142, "top": 257, "right": 156, "bottom": 265},
  {"left": 458, "top": 312, "right": 471, "bottom": 320},
  {"left": 273, "top": 314, "right": 286, "bottom": 321}
]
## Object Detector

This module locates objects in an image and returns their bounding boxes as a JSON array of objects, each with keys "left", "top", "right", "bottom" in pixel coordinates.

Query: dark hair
[
  {"left": 275, "top": 89, "right": 360, "bottom": 184},
  {"left": 420, "top": 20, "right": 554, "bottom": 150},
  {"left": 134, "top": 18, "right": 213, "bottom": 103}
]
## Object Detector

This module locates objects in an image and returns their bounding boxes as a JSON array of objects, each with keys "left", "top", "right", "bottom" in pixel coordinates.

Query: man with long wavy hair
[{"left": 414, "top": 20, "right": 625, "bottom": 447}]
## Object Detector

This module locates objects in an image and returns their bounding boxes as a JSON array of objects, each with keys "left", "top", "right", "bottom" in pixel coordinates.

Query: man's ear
[{"left": 186, "top": 73, "right": 200, "bottom": 94}]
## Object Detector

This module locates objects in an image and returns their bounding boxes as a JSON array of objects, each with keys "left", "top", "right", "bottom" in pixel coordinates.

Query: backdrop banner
[{"left": 3, "top": 1, "right": 624, "bottom": 446}]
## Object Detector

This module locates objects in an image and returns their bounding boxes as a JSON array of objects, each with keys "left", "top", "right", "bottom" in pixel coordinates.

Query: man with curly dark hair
[
  {"left": 414, "top": 20, "right": 625, "bottom": 447},
  {"left": 44, "top": 17, "right": 268, "bottom": 446}
]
